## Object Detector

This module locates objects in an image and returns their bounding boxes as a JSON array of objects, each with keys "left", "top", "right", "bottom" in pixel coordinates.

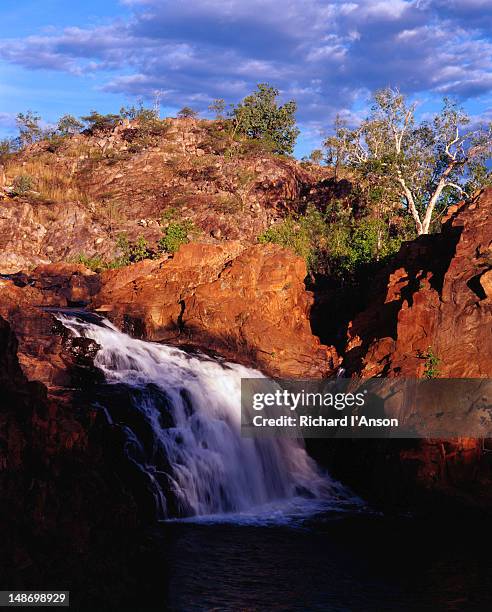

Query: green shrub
[
  {"left": 258, "top": 207, "right": 327, "bottom": 271},
  {"left": 111, "top": 233, "right": 152, "bottom": 266},
  {"left": 80, "top": 111, "right": 120, "bottom": 133},
  {"left": 71, "top": 253, "right": 105, "bottom": 272},
  {"left": 258, "top": 208, "right": 403, "bottom": 277},
  {"left": 11, "top": 174, "right": 34, "bottom": 195},
  {"left": 131, "top": 235, "right": 152, "bottom": 262},
  {"left": 177, "top": 107, "right": 198, "bottom": 119},
  {"left": 419, "top": 346, "right": 441, "bottom": 379},
  {"left": 160, "top": 207, "right": 178, "bottom": 223},
  {"left": 158, "top": 220, "right": 194, "bottom": 253},
  {"left": 259, "top": 217, "right": 313, "bottom": 265}
]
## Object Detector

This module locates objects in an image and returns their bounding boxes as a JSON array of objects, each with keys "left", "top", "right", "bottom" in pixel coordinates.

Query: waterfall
[{"left": 56, "top": 313, "right": 356, "bottom": 521}]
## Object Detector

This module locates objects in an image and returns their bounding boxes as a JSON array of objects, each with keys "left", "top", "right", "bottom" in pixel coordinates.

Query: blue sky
[{"left": 1, "top": 0, "right": 492, "bottom": 157}]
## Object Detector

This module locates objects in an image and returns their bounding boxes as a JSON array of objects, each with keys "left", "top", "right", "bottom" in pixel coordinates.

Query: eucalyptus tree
[{"left": 325, "top": 88, "right": 492, "bottom": 234}]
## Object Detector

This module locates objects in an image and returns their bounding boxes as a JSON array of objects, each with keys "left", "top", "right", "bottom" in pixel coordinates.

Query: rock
[
  {"left": 0, "top": 200, "right": 111, "bottom": 273},
  {"left": 31, "top": 262, "right": 101, "bottom": 306},
  {"left": 0, "top": 117, "right": 340, "bottom": 270},
  {"left": 0, "top": 291, "right": 145, "bottom": 596},
  {"left": 345, "top": 187, "right": 492, "bottom": 378},
  {"left": 480, "top": 269, "right": 492, "bottom": 299},
  {"left": 94, "top": 242, "right": 338, "bottom": 378},
  {"left": 314, "top": 187, "right": 492, "bottom": 514}
]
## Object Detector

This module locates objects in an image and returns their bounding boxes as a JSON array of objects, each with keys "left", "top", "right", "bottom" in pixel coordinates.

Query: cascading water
[{"left": 56, "top": 313, "right": 358, "bottom": 521}]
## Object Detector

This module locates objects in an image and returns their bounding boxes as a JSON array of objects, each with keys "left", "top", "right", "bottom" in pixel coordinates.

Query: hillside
[{"left": 0, "top": 117, "right": 343, "bottom": 273}]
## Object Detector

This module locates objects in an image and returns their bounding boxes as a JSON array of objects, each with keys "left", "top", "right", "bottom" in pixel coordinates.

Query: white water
[{"left": 57, "top": 313, "right": 359, "bottom": 521}]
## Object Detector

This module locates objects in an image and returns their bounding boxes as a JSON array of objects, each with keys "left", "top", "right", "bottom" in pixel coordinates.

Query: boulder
[{"left": 94, "top": 242, "right": 339, "bottom": 378}]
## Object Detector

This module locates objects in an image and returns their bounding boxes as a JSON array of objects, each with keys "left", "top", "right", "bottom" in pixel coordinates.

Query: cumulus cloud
[{"left": 0, "top": 0, "right": 491, "bottom": 127}]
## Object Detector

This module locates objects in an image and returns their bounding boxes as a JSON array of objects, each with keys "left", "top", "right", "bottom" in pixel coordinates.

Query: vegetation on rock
[
  {"left": 324, "top": 88, "right": 492, "bottom": 235},
  {"left": 231, "top": 83, "right": 299, "bottom": 155}
]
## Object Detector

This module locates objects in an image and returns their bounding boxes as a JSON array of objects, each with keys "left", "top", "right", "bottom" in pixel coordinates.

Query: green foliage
[
  {"left": 177, "top": 107, "right": 198, "bottom": 119},
  {"left": 122, "top": 106, "right": 167, "bottom": 152},
  {"left": 80, "top": 110, "right": 121, "bottom": 132},
  {"left": 258, "top": 207, "right": 327, "bottom": 270},
  {"left": 57, "top": 114, "right": 84, "bottom": 136},
  {"left": 258, "top": 206, "right": 403, "bottom": 277},
  {"left": 259, "top": 217, "right": 313, "bottom": 264},
  {"left": 309, "top": 149, "right": 324, "bottom": 164},
  {"left": 158, "top": 220, "right": 194, "bottom": 253},
  {"left": 419, "top": 346, "right": 441, "bottom": 379},
  {"left": 160, "top": 207, "right": 178, "bottom": 223},
  {"left": 16, "top": 110, "right": 42, "bottom": 146},
  {"left": 0, "top": 138, "right": 16, "bottom": 161},
  {"left": 324, "top": 88, "right": 492, "bottom": 235},
  {"left": 11, "top": 174, "right": 34, "bottom": 195},
  {"left": 231, "top": 83, "right": 299, "bottom": 155},
  {"left": 71, "top": 253, "right": 105, "bottom": 272},
  {"left": 111, "top": 233, "right": 152, "bottom": 266},
  {"left": 120, "top": 99, "right": 160, "bottom": 123},
  {"left": 131, "top": 235, "right": 152, "bottom": 262}
]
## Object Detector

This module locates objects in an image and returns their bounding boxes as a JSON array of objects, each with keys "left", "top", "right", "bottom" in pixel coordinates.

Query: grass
[{"left": 5, "top": 155, "right": 88, "bottom": 203}]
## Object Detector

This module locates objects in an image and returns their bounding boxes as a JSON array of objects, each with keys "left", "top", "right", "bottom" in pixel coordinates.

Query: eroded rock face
[
  {"left": 315, "top": 188, "right": 492, "bottom": 513},
  {"left": 0, "top": 200, "right": 111, "bottom": 273},
  {"left": 94, "top": 242, "right": 338, "bottom": 378},
  {"left": 345, "top": 187, "right": 492, "bottom": 378}
]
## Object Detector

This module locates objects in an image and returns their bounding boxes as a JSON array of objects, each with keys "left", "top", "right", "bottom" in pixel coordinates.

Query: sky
[{"left": 1, "top": 0, "right": 492, "bottom": 157}]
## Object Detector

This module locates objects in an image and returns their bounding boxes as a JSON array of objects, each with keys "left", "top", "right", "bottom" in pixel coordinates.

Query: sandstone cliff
[
  {"left": 311, "top": 188, "right": 492, "bottom": 513},
  {"left": 345, "top": 187, "right": 492, "bottom": 378}
]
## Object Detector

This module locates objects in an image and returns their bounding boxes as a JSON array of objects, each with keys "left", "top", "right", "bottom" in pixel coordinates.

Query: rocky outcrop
[
  {"left": 0, "top": 200, "right": 110, "bottom": 273},
  {"left": 0, "top": 118, "right": 336, "bottom": 273},
  {"left": 345, "top": 187, "right": 492, "bottom": 378},
  {"left": 0, "top": 279, "right": 168, "bottom": 604},
  {"left": 312, "top": 188, "right": 492, "bottom": 514},
  {"left": 94, "top": 242, "right": 338, "bottom": 378}
]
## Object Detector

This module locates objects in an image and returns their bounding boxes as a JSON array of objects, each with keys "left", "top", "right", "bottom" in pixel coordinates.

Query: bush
[
  {"left": 0, "top": 138, "right": 16, "bottom": 161},
  {"left": 71, "top": 253, "right": 105, "bottom": 272},
  {"left": 57, "top": 114, "right": 84, "bottom": 136},
  {"left": 418, "top": 346, "right": 441, "bottom": 379},
  {"left": 110, "top": 233, "right": 152, "bottom": 266},
  {"left": 258, "top": 208, "right": 403, "bottom": 277},
  {"left": 259, "top": 217, "right": 313, "bottom": 266},
  {"left": 258, "top": 207, "right": 326, "bottom": 271},
  {"left": 158, "top": 220, "right": 194, "bottom": 253},
  {"left": 11, "top": 174, "right": 34, "bottom": 195},
  {"left": 177, "top": 107, "right": 198, "bottom": 119},
  {"left": 231, "top": 83, "right": 299, "bottom": 155}
]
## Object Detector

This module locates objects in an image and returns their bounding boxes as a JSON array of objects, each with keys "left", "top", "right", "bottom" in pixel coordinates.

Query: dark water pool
[{"left": 140, "top": 513, "right": 492, "bottom": 612}]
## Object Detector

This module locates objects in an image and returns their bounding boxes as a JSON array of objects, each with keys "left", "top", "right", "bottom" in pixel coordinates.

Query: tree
[
  {"left": 208, "top": 98, "right": 226, "bottom": 119},
  {"left": 16, "top": 110, "right": 42, "bottom": 146},
  {"left": 120, "top": 98, "right": 158, "bottom": 122},
  {"left": 80, "top": 110, "right": 121, "bottom": 132},
  {"left": 57, "top": 114, "right": 84, "bottom": 136},
  {"left": 325, "top": 88, "right": 492, "bottom": 234},
  {"left": 177, "top": 107, "right": 198, "bottom": 119},
  {"left": 309, "top": 149, "right": 324, "bottom": 164},
  {"left": 232, "top": 83, "right": 299, "bottom": 155},
  {"left": 323, "top": 114, "right": 352, "bottom": 179}
]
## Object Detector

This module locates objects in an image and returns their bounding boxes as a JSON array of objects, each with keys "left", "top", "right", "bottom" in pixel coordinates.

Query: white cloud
[{"left": 0, "top": 0, "right": 490, "bottom": 128}]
